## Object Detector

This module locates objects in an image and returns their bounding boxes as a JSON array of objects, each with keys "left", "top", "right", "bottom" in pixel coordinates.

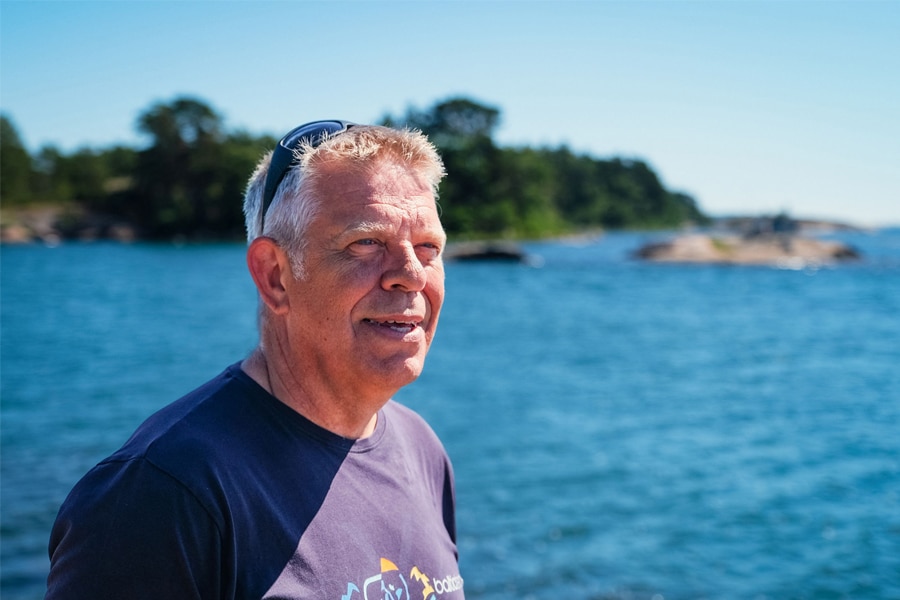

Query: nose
[{"left": 381, "top": 244, "right": 427, "bottom": 292}]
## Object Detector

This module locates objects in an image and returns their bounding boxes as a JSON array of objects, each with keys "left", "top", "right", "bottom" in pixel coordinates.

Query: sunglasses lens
[
  {"left": 260, "top": 120, "right": 355, "bottom": 231},
  {"left": 280, "top": 121, "right": 350, "bottom": 152}
]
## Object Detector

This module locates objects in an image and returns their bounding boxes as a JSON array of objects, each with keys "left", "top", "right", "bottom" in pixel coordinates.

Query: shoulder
[
  {"left": 84, "top": 364, "right": 279, "bottom": 515},
  {"left": 57, "top": 455, "right": 216, "bottom": 526},
  {"left": 382, "top": 400, "right": 443, "bottom": 446},
  {"left": 381, "top": 400, "right": 453, "bottom": 476},
  {"left": 380, "top": 401, "right": 458, "bottom": 535},
  {"left": 47, "top": 455, "right": 226, "bottom": 599},
  {"left": 113, "top": 363, "right": 267, "bottom": 462}
]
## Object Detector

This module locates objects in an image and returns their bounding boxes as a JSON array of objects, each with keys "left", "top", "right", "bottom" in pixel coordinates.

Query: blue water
[{"left": 2, "top": 230, "right": 899, "bottom": 599}]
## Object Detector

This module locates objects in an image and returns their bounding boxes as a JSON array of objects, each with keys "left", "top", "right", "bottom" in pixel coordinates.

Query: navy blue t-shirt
[{"left": 46, "top": 363, "right": 463, "bottom": 599}]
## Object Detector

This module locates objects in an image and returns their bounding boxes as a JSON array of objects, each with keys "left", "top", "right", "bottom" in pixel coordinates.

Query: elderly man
[{"left": 46, "top": 122, "right": 464, "bottom": 599}]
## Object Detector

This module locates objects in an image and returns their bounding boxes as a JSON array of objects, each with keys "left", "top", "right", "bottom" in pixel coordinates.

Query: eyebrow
[
  {"left": 338, "top": 221, "right": 387, "bottom": 238},
  {"left": 336, "top": 220, "right": 446, "bottom": 246}
]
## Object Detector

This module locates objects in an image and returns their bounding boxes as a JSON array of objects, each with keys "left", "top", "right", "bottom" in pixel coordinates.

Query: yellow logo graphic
[
  {"left": 349, "top": 557, "right": 460, "bottom": 599},
  {"left": 409, "top": 566, "right": 437, "bottom": 600}
]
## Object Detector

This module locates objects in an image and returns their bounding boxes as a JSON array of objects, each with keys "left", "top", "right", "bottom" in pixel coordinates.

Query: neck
[{"left": 241, "top": 347, "right": 381, "bottom": 439}]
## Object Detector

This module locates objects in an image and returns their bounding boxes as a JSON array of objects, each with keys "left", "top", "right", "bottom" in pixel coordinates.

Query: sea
[{"left": 2, "top": 229, "right": 899, "bottom": 600}]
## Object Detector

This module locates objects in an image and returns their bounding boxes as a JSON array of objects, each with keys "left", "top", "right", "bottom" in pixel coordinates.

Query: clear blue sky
[{"left": 2, "top": 0, "right": 898, "bottom": 226}]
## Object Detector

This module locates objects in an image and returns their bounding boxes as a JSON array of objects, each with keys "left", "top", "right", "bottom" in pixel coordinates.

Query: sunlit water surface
[{"left": 2, "top": 230, "right": 899, "bottom": 599}]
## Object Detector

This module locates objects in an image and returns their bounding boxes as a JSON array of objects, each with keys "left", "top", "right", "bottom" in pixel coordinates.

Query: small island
[
  {"left": 445, "top": 241, "right": 529, "bottom": 263},
  {"left": 635, "top": 215, "right": 861, "bottom": 267}
]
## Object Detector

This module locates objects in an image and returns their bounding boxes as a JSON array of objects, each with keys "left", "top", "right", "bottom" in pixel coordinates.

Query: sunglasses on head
[{"left": 260, "top": 119, "right": 356, "bottom": 232}]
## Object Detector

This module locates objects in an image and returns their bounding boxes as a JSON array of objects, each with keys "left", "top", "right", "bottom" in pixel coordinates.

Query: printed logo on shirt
[{"left": 342, "top": 557, "right": 463, "bottom": 599}]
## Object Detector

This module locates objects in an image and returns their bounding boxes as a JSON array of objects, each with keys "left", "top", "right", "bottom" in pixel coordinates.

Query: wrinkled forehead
[{"left": 314, "top": 156, "right": 436, "bottom": 201}]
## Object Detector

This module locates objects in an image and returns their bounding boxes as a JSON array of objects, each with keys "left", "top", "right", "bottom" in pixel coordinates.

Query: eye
[
  {"left": 351, "top": 238, "right": 382, "bottom": 249},
  {"left": 347, "top": 238, "right": 383, "bottom": 256},
  {"left": 417, "top": 242, "right": 442, "bottom": 261}
]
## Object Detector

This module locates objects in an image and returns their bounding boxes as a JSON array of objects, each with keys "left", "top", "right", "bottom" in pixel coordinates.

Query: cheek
[
  {"left": 425, "top": 274, "right": 446, "bottom": 319},
  {"left": 342, "top": 259, "right": 391, "bottom": 292},
  {"left": 295, "top": 276, "right": 363, "bottom": 325},
  {"left": 324, "top": 261, "right": 382, "bottom": 296}
]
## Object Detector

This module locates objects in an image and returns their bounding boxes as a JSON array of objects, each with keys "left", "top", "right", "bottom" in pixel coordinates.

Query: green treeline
[{"left": 1, "top": 96, "right": 706, "bottom": 241}]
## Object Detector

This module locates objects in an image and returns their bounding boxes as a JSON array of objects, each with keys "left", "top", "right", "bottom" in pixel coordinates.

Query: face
[{"left": 282, "top": 158, "right": 446, "bottom": 399}]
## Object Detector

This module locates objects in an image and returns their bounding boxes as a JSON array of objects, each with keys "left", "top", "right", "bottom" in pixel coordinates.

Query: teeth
[{"left": 364, "top": 318, "right": 418, "bottom": 327}]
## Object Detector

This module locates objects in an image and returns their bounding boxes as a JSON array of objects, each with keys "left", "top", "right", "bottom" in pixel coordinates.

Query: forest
[{"left": 1, "top": 96, "right": 707, "bottom": 242}]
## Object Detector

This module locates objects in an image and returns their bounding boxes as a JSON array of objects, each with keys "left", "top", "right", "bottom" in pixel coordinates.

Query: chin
[
  {"left": 398, "top": 359, "right": 425, "bottom": 384},
  {"left": 382, "top": 357, "right": 426, "bottom": 390}
]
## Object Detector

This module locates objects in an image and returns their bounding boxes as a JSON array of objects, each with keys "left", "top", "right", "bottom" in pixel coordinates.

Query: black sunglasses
[{"left": 260, "top": 119, "right": 355, "bottom": 232}]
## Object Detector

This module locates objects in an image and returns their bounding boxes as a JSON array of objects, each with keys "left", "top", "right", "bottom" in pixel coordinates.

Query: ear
[{"left": 246, "top": 237, "right": 293, "bottom": 315}]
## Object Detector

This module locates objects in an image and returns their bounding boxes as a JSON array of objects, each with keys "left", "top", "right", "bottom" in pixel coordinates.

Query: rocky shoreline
[
  {"left": 2, "top": 207, "right": 868, "bottom": 270},
  {"left": 634, "top": 215, "right": 864, "bottom": 267},
  {"left": 635, "top": 233, "right": 860, "bottom": 267},
  {"left": 1, "top": 205, "right": 138, "bottom": 245}
]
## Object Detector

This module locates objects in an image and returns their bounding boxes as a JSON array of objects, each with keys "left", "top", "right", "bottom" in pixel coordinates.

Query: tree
[
  {"left": 384, "top": 97, "right": 500, "bottom": 147},
  {"left": 1, "top": 114, "right": 34, "bottom": 205},
  {"left": 4, "top": 95, "right": 706, "bottom": 241},
  {"left": 383, "top": 98, "right": 509, "bottom": 237},
  {"left": 131, "top": 96, "right": 229, "bottom": 237}
]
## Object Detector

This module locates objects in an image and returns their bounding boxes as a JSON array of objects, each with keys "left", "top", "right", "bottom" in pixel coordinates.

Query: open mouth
[{"left": 362, "top": 319, "right": 420, "bottom": 334}]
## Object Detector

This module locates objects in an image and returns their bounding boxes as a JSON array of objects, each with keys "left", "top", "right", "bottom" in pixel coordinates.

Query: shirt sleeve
[{"left": 46, "top": 458, "right": 228, "bottom": 600}]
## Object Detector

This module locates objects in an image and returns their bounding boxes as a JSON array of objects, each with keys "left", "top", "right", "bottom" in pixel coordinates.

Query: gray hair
[{"left": 242, "top": 125, "right": 445, "bottom": 280}]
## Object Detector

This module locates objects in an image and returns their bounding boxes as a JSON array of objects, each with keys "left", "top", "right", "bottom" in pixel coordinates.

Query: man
[{"left": 46, "top": 121, "right": 464, "bottom": 599}]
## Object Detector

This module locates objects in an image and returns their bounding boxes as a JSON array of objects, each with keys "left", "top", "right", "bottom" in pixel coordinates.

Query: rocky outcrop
[
  {"left": 1, "top": 206, "right": 137, "bottom": 244},
  {"left": 635, "top": 233, "right": 860, "bottom": 267},
  {"left": 445, "top": 241, "right": 530, "bottom": 263}
]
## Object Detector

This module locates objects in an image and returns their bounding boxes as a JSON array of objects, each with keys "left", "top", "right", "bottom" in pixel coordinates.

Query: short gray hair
[{"left": 242, "top": 125, "right": 445, "bottom": 279}]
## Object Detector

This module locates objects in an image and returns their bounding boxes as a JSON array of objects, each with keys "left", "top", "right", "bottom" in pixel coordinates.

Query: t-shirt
[{"left": 46, "top": 363, "right": 464, "bottom": 599}]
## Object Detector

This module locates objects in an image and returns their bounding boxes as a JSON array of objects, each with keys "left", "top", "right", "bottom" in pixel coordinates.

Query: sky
[{"left": 2, "top": 0, "right": 898, "bottom": 226}]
